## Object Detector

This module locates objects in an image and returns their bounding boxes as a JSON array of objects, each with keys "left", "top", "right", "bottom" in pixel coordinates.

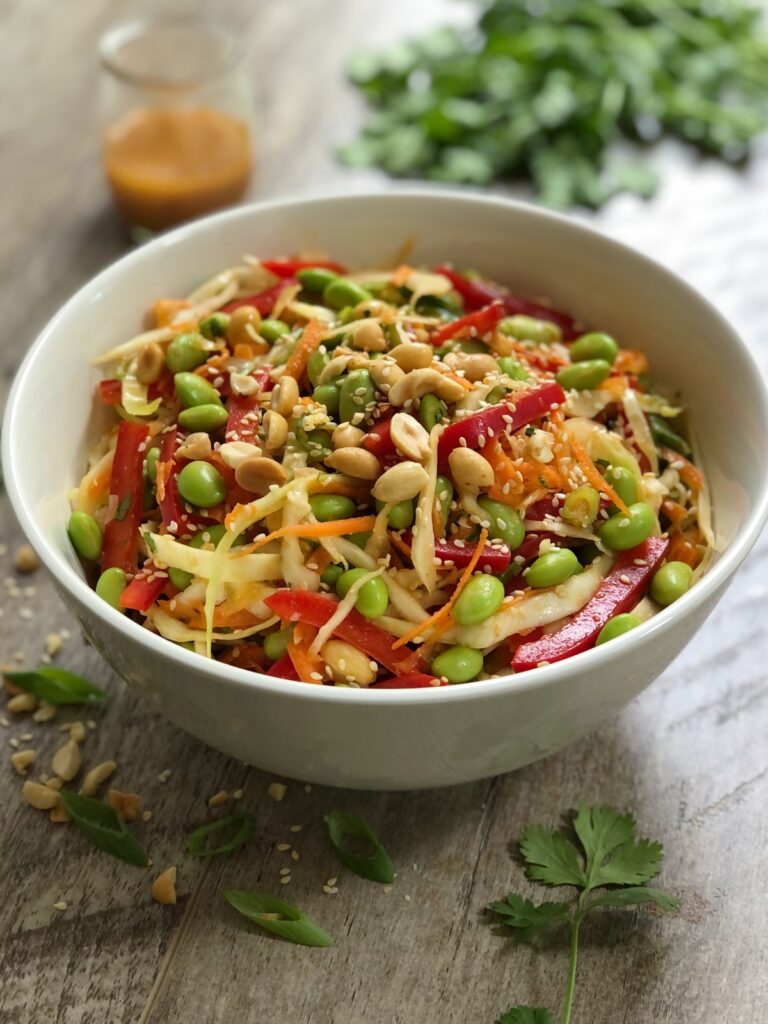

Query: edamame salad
[{"left": 70, "top": 255, "right": 713, "bottom": 687}]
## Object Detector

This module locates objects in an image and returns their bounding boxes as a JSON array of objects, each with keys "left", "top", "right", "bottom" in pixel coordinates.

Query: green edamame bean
[
  {"left": 338, "top": 305, "right": 359, "bottom": 325},
  {"left": 477, "top": 496, "right": 524, "bottom": 550},
  {"left": 376, "top": 498, "right": 414, "bottom": 530},
  {"left": 323, "top": 278, "right": 373, "bottom": 311},
  {"left": 649, "top": 414, "right": 692, "bottom": 457},
  {"left": 434, "top": 475, "right": 454, "bottom": 537},
  {"left": 307, "top": 349, "right": 330, "bottom": 388},
  {"left": 339, "top": 369, "right": 375, "bottom": 425},
  {"left": 309, "top": 494, "right": 357, "bottom": 522},
  {"left": 500, "top": 315, "right": 561, "bottom": 345},
  {"left": 297, "top": 267, "right": 340, "bottom": 292},
  {"left": 599, "top": 502, "right": 656, "bottom": 551},
  {"left": 174, "top": 372, "right": 222, "bottom": 409},
  {"left": 166, "top": 333, "right": 208, "bottom": 373},
  {"left": 453, "top": 574, "right": 505, "bottom": 626},
  {"left": 321, "top": 564, "right": 344, "bottom": 588},
  {"left": 259, "top": 319, "right": 290, "bottom": 344},
  {"left": 336, "top": 568, "right": 389, "bottom": 619},
  {"left": 605, "top": 466, "right": 638, "bottom": 508},
  {"left": 347, "top": 531, "right": 372, "bottom": 549},
  {"left": 178, "top": 403, "right": 229, "bottom": 432},
  {"left": 303, "top": 429, "right": 332, "bottom": 461},
  {"left": 264, "top": 626, "right": 294, "bottom": 661},
  {"left": 431, "top": 645, "right": 484, "bottom": 684},
  {"left": 561, "top": 486, "right": 600, "bottom": 528},
  {"left": 96, "top": 567, "right": 127, "bottom": 611},
  {"left": 419, "top": 394, "right": 446, "bottom": 432},
  {"left": 497, "top": 356, "right": 531, "bottom": 381},
  {"left": 526, "top": 548, "right": 581, "bottom": 588},
  {"left": 145, "top": 447, "right": 160, "bottom": 483},
  {"left": 67, "top": 511, "right": 103, "bottom": 562},
  {"left": 199, "top": 312, "right": 229, "bottom": 340},
  {"left": 169, "top": 566, "right": 194, "bottom": 590},
  {"left": 485, "top": 386, "right": 509, "bottom": 405},
  {"left": 312, "top": 383, "right": 340, "bottom": 418},
  {"left": 556, "top": 360, "right": 612, "bottom": 391},
  {"left": 570, "top": 331, "right": 618, "bottom": 365},
  {"left": 596, "top": 613, "right": 642, "bottom": 645},
  {"left": 650, "top": 560, "right": 693, "bottom": 607},
  {"left": 177, "top": 461, "right": 226, "bottom": 508}
]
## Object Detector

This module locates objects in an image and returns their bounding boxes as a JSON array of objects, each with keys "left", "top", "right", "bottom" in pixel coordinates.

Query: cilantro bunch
[
  {"left": 490, "top": 803, "right": 679, "bottom": 1023},
  {"left": 340, "top": 0, "right": 768, "bottom": 208}
]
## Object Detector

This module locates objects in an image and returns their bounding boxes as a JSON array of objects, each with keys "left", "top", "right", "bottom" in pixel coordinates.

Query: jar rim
[{"left": 99, "top": 17, "right": 244, "bottom": 90}]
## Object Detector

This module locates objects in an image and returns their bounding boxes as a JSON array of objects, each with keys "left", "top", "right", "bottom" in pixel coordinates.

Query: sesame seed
[{"left": 289, "top": 824, "right": 302, "bottom": 832}]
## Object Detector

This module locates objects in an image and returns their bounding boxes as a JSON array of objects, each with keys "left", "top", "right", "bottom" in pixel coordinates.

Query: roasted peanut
[
  {"left": 391, "top": 342, "right": 433, "bottom": 372},
  {"left": 321, "top": 640, "right": 377, "bottom": 686},
  {"left": 332, "top": 423, "right": 365, "bottom": 450},
  {"left": 372, "top": 461, "right": 429, "bottom": 503},
  {"left": 227, "top": 305, "right": 262, "bottom": 348},
  {"left": 368, "top": 361, "right": 404, "bottom": 392},
  {"left": 270, "top": 375, "right": 299, "bottom": 417},
  {"left": 136, "top": 342, "right": 165, "bottom": 384},
  {"left": 352, "top": 319, "right": 387, "bottom": 352},
  {"left": 80, "top": 760, "right": 117, "bottom": 796},
  {"left": 388, "top": 368, "right": 465, "bottom": 406},
  {"left": 390, "top": 412, "right": 430, "bottom": 462},
  {"left": 22, "top": 780, "right": 61, "bottom": 810},
  {"left": 176, "top": 432, "right": 212, "bottom": 461},
  {"left": 448, "top": 448, "right": 494, "bottom": 495},
  {"left": 324, "top": 448, "right": 381, "bottom": 480},
  {"left": 229, "top": 371, "right": 260, "bottom": 396},
  {"left": 51, "top": 739, "right": 81, "bottom": 782},
  {"left": 262, "top": 410, "right": 288, "bottom": 452},
  {"left": 219, "top": 441, "right": 262, "bottom": 471},
  {"left": 235, "top": 456, "right": 289, "bottom": 495},
  {"left": 151, "top": 866, "right": 178, "bottom": 905},
  {"left": 444, "top": 352, "right": 499, "bottom": 382}
]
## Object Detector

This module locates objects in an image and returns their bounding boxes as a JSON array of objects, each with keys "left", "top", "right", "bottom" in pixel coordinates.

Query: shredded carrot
[
  {"left": 233, "top": 341, "right": 267, "bottom": 359},
  {"left": 307, "top": 478, "right": 368, "bottom": 499},
  {"left": 661, "top": 448, "right": 704, "bottom": 491},
  {"left": 153, "top": 298, "right": 191, "bottom": 328},
  {"left": 389, "top": 532, "right": 413, "bottom": 561},
  {"left": 569, "top": 437, "right": 630, "bottom": 514},
  {"left": 155, "top": 458, "right": 172, "bottom": 504},
  {"left": 598, "top": 374, "right": 631, "bottom": 399},
  {"left": 305, "top": 547, "right": 332, "bottom": 574},
  {"left": 283, "top": 318, "right": 323, "bottom": 381},
  {"left": 287, "top": 622, "right": 323, "bottom": 683},
  {"left": 194, "top": 351, "right": 230, "bottom": 377},
  {"left": 85, "top": 459, "right": 113, "bottom": 502},
  {"left": 393, "top": 528, "right": 488, "bottom": 649},
  {"left": 442, "top": 370, "right": 475, "bottom": 391},
  {"left": 242, "top": 515, "right": 377, "bottom": 553},
  {"left": 667, "top": 531, "right": 704, "bottom": 568},
  {"left": 391, "top": 263, "right": 414, "bottom": 287},
  {"left": 661, "top": 499, "right": 690, "bottom": 525},
  {"left": 615, "top": 349, "right": 650, "bottom": 375}
]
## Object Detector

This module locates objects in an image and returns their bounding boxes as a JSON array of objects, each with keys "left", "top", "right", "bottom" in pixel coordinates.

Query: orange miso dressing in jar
[{"left": 103, "top": 106, "right": 253, "bottom": 232}]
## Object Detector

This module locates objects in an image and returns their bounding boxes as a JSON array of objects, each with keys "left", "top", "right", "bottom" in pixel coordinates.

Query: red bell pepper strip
[
  {"left": 221, "top": 279, "right": 299, "bottom": 317},
  {"left": 101, "top": 421, "right": 150, "bottom": 572},
  {"left": 119, "top": 564, "right": 167, "bottom": 612},
  {"left": 260, "top": 258, "right": 346, "bottom": 278},
  {"left": 99, "top": 379, "right": 122, "bottom": 405},
  {"left": 266, "top": 653, "right": 300, "bottom": 680},
  {"left": 511, "top": 536, "right": 670, "bottom": 671},
  {"left": 402, "top": 533, "right": 512, "bottom": 574},
  {"left": 264, "top": 590, "right": 425, "bottom": 675},
  {"left": 373, "top": 673, "right": 444, "bottom": 689},
  {"left": 225, "top": 395, "right": 261, "bottom": 443},
  {"left": 155, "top": 428, "right": 210, "bottom": 537},
  {"left": 435, "top": 266, "right": 580, "bottom": 338},
  {"left": 362, "top": 412, "right": 397, "bottom": 459},
  {"left": 430, "top": 301, "right": 505, "bottom": 346},
  {"left": 437, "top": 381, "right": 565, "bottom": 469}
]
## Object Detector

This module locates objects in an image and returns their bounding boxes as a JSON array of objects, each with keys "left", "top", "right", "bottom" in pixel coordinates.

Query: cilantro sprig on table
[
  {"left": 490, "top": 804, "right": 679, "bottom": 1024},
  {"left": 340, "top": 0, "right": 768, "bottom": 208}
]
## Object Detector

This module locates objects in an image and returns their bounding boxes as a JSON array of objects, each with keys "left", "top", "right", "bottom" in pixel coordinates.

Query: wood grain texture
[{"left": 1, "top": 1, "right": 767, "bottom": 1022}]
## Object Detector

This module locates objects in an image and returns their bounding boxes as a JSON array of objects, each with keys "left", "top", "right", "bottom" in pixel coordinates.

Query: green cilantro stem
[{"left": 560, "top": 896, "right": 585, "bottom": 1024}]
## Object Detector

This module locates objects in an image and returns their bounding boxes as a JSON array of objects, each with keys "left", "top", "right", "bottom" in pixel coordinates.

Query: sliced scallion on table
[
  {"left": 187, "top": 812, "right": 254, "bottom": 858},
  {"left": 324, "top": 809, "right": 395, "bottom": 884},
  {"left": 223, "top": 890, "right": 333, "bottom": 947},
  {"left": 4, "top": 666, "right": 106, "bottom": 705},
  {"left": 58, "top": 791, "right": 148, "bottom": 866}
]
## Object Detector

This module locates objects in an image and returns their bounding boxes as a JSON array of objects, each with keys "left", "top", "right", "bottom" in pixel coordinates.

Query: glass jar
[{"left": 99, "top": 18, "right": 255, "bottom": 236}]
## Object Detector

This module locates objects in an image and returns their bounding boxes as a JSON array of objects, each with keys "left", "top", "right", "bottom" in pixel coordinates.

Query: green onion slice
[
  {"left": 5, "top": 667, "right": 106, "bottom": 705},
  {"left": 59, "top": 791, "right": 148, "bottom": 866},
  {"left": 324, "top": 809, "right": 395, "bottom": 884},
  {"left": 223, "top": 890, "right": 333, "bottom": 947},
  {"left": 187, "top": 812, "right": 254, "bottom": 858}
]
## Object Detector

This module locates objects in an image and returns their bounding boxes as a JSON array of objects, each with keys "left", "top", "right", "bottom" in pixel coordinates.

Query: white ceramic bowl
[{"left": 4, "top": 192, "right": 768, "bottom": 789}]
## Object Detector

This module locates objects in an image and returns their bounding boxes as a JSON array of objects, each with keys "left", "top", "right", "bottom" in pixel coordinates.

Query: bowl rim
[{"left": 4, "top": 188, "right": 768, "bottom": 707}]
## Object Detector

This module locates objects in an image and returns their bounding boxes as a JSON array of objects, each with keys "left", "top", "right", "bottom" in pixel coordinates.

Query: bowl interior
[{"left": 5, "top": 193, "right": 768, "bottom": 673}]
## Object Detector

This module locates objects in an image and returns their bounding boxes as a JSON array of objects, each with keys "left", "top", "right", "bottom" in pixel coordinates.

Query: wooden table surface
[{"left": 2, "top": 3, "right": 767, "bottom": 1022}]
